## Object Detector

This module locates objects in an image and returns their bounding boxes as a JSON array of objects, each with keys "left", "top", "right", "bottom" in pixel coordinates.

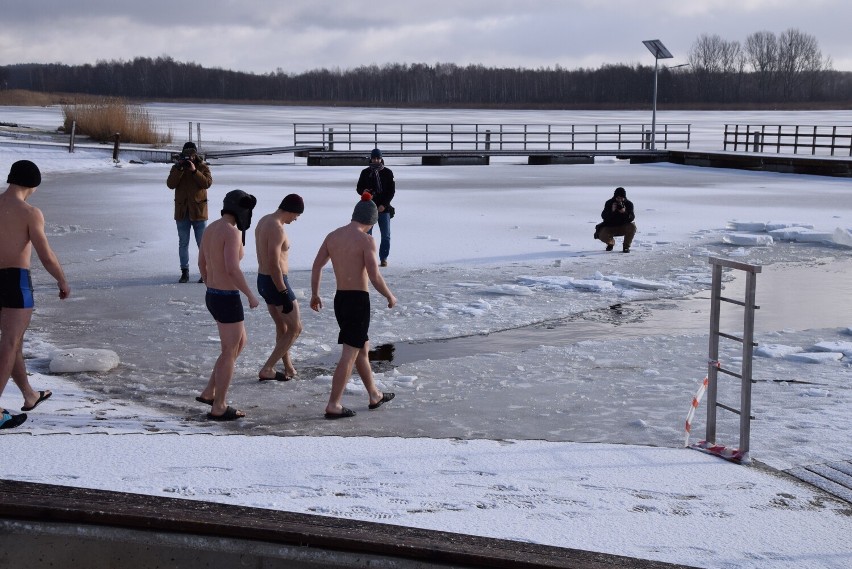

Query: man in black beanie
[
  {"left": 594, "top": 186, "right": 637, "bottom": 253},
  {"left": 356, "top": 148, "right": 395, "bottom": 267},
  {"left": 167, "top": 141, "right": 213, "bottom": 283},
  {"left": 254, "top": 193, "right": 305, "bottom": 382},
  {"left": 0, "top": 160, "right": 70, "bottom": 429}
]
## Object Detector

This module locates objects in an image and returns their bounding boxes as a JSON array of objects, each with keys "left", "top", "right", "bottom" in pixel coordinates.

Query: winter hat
[
  {"left": 182, "top": 141, "right": 197, "bottom": 152},
  {"left": 7, "top": 160, "right": 41, "bottom": 188},
  {"left": 222, "top": 189, "right": 257, "bottom": 244},
  {"left": 370, "top": 148, "right": 382, "bottom": 159},
  {"left": 352, "top": 192, "right": 378, "bottom": 226},
  {"left": 279, "top": 193, "right": 305, "bottom": 214},
  {"left": 613, "top": 187, "right": 627, "bottom": 197}
]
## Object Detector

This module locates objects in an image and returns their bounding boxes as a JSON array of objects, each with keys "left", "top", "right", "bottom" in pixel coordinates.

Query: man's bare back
[{"left": 311, "top": 222, "right": 395, "bottom": 308}]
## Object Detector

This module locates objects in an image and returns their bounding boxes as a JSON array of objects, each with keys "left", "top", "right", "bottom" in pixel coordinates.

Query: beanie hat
[
  {"left": 370, "top": 148, "right": 382, "bottom": 159},
  {"left": 279, "top": 193, "right": 305, "bottom": 214},
  {"left": 352, "top": 192, "right": 378, "bottom": 226},
  {"left": 7, "top": 160, "right": 41, "bottom": 188},
  {"left": 182, "top": 141, "right": 197, "bottom": 151},
  {"left": 614, "top": 187, "right": 627, "bottom": 197}
]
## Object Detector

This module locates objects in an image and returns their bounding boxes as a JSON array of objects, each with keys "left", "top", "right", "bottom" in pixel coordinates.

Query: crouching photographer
[{"left": 167, "top": 141, "right": 213, "bottom": 282}]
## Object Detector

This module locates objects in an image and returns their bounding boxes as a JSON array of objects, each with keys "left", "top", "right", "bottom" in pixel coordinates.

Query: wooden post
[
  {"left": 188, "top": 122, "right": 193, "bottom": 142},
  {"left": 112, "top": 133, "right": 121, "bottom": 162},
  {"left": 196, "top": 123, "right": 201, "bottom": 151},
  {"left": 328, "top": 127, "right": 334, "bottom": 151},
  {"left": 485, "top": 130, "right": 491, "bottom": 151},
  {"left": 69, "top": 121, "right": 76, "bottom": 153}
]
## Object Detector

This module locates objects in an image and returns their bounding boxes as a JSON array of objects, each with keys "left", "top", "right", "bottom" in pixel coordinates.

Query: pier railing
[
  {"left": 294, "top": 123, "right": 691, "bottom": 153},
  {"left": 724, "top": 124, "right": 852, "bottom": 156}
]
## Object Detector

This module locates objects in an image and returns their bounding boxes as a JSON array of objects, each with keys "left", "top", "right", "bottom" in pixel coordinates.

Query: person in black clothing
[
  {"left": 594, "top": 186, "right": 636, "bottom": 252},
  {"left": 356, "top": 148, "right": 395, "bottom": 267}
]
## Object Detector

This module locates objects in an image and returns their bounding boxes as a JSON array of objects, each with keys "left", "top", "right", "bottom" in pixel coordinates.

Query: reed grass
[{"left": 61, "top": 98, "right": 172, "bottom": 145}]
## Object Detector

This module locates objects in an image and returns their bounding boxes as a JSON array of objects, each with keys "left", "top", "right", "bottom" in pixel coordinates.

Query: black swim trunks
[
  {"left": 0, "top": 268, "right": 34, "bottom": 309},
  {"left": 257, "top": 273, "right": 296, "bottom": 306},
  {"left": 205, "top": 288, "right": 244, "bottom": 323},
  {"left": 334, "top": 290, "right": 370, "bottom": 348}
]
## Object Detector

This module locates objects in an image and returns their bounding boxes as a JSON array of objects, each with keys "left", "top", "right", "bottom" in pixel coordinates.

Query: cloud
[{"left": 1, "top": 0, "right": 849, "bottom": 73}]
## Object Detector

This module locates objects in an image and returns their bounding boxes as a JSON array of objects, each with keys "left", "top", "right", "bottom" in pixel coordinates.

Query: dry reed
[{"left": 61, "top": 98, "right": 172, "bottom": 145}]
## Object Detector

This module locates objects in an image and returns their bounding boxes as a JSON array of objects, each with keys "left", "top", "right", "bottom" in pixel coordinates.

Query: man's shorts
[
  {"left": 257, "top": 273, "right": 296, "bottom": 306},
  {"left": 205, "top": 288, "right": 244, "bottom": 324},
  {"left": 334, "top": 290, "right": 370, "bottom": 349},
  {"left": 0, "top": 268, "right": 35, "bottom": 309}
]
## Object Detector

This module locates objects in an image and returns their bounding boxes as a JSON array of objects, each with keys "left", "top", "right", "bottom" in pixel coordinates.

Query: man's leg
[
  {"left": 191, "top": 219, "right": 207, "bottom": 250},
  {"left": 260, "top": 302, "right": 303, "bottom": 379},
  {"left": 352, "top": 340, "right": 388, "bottom": 407},
  {"left": 0, "top": 307, "right": 32, "bottom": 408},
  {"left": 377, "top": 212, "right": 391, "bottom": 263},
  {"left": 11, "top": 346, "right": 50, "bottom": 411},
  {"left": 598, "top": 226, "right": 616, "bottom": 250},
  {"left": 176, "top": 217, "right": 191, "bottom": 270},
  {"left": 622, "top": 223, "right": 637, "bottom": 249},
  {"left": 326, "top": 344, "right": 359, "bottom": 415},
  {"left": 202, "top": 321, "right": 247, "bottom": 417}
]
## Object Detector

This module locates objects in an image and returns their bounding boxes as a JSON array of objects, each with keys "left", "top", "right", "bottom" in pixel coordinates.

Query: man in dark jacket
[
  {"left": 167, "top": 141, "right": 213, "bottom": 282},
  {"left": 594, "top": 186, "right": 636, "bottom": 253},
  {"left": 356, "top": 148, "right": 395, "bottom": 267}
]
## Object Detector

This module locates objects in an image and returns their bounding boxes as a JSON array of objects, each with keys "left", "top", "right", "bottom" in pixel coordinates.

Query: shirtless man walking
[
  {"left": 197, "top": 190, "right": 259, "bottom": 421},
  {"left": 310, "top": 192, "right": 397, "bottom": 419},
  {"left": 0, "top": 160, "right": 70, "bottom": 430},
  {"left": 255, "top": 194, "right": 304, "bottom": 382}
]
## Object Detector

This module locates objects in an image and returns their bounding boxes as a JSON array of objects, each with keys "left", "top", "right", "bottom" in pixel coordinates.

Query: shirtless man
[
  {"left": 254, "top": 194, "right": 304, "bottom": 381},
  {"left": 310, "top": 192, "right": 397, "bottom": 419},
  {"left": 196, "top": 190, "right": 259, "bottom": 421},
  {"left": 0, "top": 160, "right": 70, "bottom": 430}
]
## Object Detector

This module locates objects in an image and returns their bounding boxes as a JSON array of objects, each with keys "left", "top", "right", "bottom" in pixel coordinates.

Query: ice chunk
[
  {"left": 722, "top": 233, "right": 774, "bottom": 246},
  {"left": 784, "top": 352, "right": 844, "bottom": 364},
  {"left": 49, "top": 348, "right": 120, "bottom": 373}
]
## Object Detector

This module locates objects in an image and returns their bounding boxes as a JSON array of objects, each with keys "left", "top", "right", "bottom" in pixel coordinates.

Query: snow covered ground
[{"left": 1, "top": 105, "right": 851, "bottom": 568}]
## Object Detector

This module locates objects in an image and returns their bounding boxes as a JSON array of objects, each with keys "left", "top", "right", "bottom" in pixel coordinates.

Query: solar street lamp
[{"left": 642, "top": 39, "right": 673, "bottom": 150}]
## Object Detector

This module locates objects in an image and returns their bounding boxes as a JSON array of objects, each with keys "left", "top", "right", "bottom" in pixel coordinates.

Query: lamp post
[{"left": 642, "top": 39, "right": 673, "bottom": 150}]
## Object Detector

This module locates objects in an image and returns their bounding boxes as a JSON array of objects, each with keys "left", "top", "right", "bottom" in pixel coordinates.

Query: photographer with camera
[
  {"left": 355, "top": 148, "right": 395, "bottom": 267},
  {"left": 167, "top": 141, "right": 213, "bottom": 283},
  {"left": 594, "top": 186, "right": 636, "bottom": 253}
]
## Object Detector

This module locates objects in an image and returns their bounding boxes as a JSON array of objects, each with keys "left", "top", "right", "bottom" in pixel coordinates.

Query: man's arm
[
  {"left": 364, "top": 242, "right": 396, "bottom": 308},
  {"left": 28, "top": 208, "right": 69, "bottom": 299},
  {"left": 198, "top": 238, "right": 208, "bottom": 283},
  {"left": 193, "top": 162, "right": 213, "bottom": 190},
  {"left": 383, "top": 170, "right": 396, "bottom": 203},
  {"left": 310, "top": 238, "right": 330, "bottom": 311},
  {"left": 223, "top": 232, "right": 259, "bottom": 309},
  {"left": 355, "top": 168, "right": 370, "bottom": 194},
  {"left": 166, "top": 166, "right": 182, "bottom": 189}
]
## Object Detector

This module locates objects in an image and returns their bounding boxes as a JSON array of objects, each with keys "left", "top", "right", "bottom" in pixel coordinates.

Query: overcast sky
[{"left": 2, "top": 0, "right": 850, "bottom": 74}]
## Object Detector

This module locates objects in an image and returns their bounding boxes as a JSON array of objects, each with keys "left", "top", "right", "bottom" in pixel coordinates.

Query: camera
[{"left": 175, "top": 154, "right": 194, "bottom": 170}]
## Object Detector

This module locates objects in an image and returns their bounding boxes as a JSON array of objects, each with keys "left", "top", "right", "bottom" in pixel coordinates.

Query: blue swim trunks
[
  {"left": 205, "top": 288, "right": 244, "bottom": 323},
  {"left": 0, "top": 268, "right": 35, "bottom": 309},
  {"left": 257, "top": 273, "right": 296, "bottom": 306}
]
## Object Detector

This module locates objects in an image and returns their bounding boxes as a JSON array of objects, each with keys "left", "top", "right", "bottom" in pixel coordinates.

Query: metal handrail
[
  {"left": 723, "top": 124, "right": 852, "bottom": 156},
  {"left": 294, "top": 123, "right": 691, "bottom": 152}
]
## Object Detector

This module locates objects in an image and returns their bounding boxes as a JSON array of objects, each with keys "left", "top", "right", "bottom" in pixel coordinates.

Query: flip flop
[
  {"left": 21, "top": 390, "right": 52, "bottom": 412},
  {"left": 207, "top": 406, "right": 245, "bottom": 421},
  {"left": 0, "top": 410, "right": 28, "bottom": 430},
  {"left": 195, "top": 396, "right": 214, "bottom": 406},
  {"left": 258, "top": 371, "right": 291, "bottom": 382},
  {"left": 324, "top": 407, "right": 356, "bottom": 420},
  {"left": 368, "top": 392, "right": 395, "bottom": 410}
]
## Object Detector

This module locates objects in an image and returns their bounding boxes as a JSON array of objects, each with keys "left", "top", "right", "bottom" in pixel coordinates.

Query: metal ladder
[{"left": 701, "top": 257, "right": 761, "bottom": 460}]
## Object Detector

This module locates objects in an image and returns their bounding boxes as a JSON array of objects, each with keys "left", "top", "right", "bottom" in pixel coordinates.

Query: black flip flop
[
  {"left": 195, "top": 396, "right": 214, "bottom": 405},
  {"left": 21, "top": 390, "right": 52, "bottom": 412},
  {"left": 258, "top": 371, "right": 291, "bottom": 382},
  {"left": 324, "top": 407, "right": 356, "bottom": 420},
  {"left": 368, "top": 392, "right": 395, "bottom": 410},
  {"left": 207, "top": 406, "right": 244, "bottom": 421}
]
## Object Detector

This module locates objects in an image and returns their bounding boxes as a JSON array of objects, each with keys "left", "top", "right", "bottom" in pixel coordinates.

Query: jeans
[
  {"left": 367, "top": 212, "right": 391, "bottom": 261},
  {"left": 176, "top": 215, "right": 207, "bottom": 269}
]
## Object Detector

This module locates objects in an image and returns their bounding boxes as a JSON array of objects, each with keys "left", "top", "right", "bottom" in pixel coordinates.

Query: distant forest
[{"left": 2, "top": 29, "right": 850, "bottom": 108}]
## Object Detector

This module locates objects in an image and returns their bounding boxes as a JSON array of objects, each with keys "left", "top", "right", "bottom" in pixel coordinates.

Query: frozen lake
[{"left": 3, "top": 104, "right": 851, "bottom": 465}]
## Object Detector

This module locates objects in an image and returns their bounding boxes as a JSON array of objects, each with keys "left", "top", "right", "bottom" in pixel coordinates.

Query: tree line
[{"left": 1, "top": 28, "right": 849, "bottom": 108}]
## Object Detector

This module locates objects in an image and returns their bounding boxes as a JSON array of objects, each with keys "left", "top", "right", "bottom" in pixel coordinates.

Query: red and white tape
[{"left": 683, "top": 376, "right": 709, "bottom": 447}]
